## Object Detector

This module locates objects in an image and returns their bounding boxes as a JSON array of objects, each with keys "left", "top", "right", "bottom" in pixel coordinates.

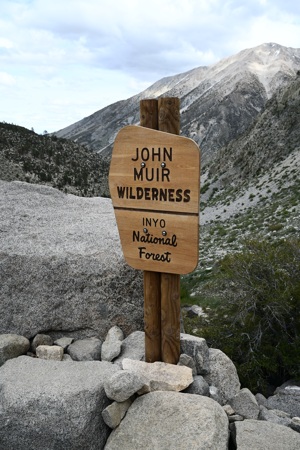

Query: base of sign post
[
  {"left": 144, "top": 270, "right": 161, "bottom": 362},
  {"left": 161, "top": 272, "right": 181, "bottom": 364}
]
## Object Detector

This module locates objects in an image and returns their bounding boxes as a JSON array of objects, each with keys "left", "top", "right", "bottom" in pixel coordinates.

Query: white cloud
[
  {"left": 0, "top": 71, "right": 15, "bottom": 86},
  {"left": 1, "top": 0, "right": 300, "bottom": 132}
]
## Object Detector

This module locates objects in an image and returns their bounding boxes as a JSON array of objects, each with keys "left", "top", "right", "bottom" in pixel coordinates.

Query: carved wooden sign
[{"left": 109, "top": 125, "right": 200, "bottom": 274}]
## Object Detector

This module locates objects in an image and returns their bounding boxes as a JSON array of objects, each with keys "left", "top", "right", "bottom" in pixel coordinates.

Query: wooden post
[
  {"left": 140, "top": 97, "right": 181, "bottom": 364},
  {"left": 158, "top": 98, "right": 181, "bottom": 364},
  {"left": 140, "top": 99, "right": 161, "bottom": 362}
]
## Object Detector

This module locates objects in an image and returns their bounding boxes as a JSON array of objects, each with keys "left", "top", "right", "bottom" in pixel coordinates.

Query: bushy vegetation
[
  {"left": 182, "top": 238, "right": 300, "bottom": 395},
  {"left": 0, "top": 121, "right": 110, "bottom": 197}
]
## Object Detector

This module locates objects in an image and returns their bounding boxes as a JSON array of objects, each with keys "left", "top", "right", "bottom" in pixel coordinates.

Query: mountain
[
  {"left": 1, "top": 42, "right": 299, "bottom": 266},
  {"left": 0, "top": 122, "right": 110, "bottom": 196},
  {"left": 55, "top": 43, "right": 300, "bottom": 165},
  {"left": 196, "top": 72, "right": 300, "bottom": 267}
]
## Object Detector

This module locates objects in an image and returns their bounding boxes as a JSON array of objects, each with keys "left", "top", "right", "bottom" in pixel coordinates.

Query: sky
[{"left": 1, "top": 0, "right": 300, "bottom": 134}]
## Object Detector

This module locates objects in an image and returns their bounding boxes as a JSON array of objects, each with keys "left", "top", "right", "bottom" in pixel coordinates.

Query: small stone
[
  {"left": 62, "top": 354, "right": 73, "bottom": 361},
  {"left": 31, "top": 334, "right": 53, "bottom": 353},
  {"left": 183, "top": 375, "right": 210, "bottom": 396},
  {"left": 102, "top": 398, "right": 133, "bottom": 429},
  {"left": 178, "top": 353, "right": 197, "bottom": 376},
  {"left": 259, "top": 405, "right": 292, "bottom": 427},
  {"left": 255, "top": 392, "right": 267, "bottom": 407},
  {"left": 223, "top": 404, "right": 236, "bottom": 416},
  {"left": 113, "top": 331, "right": 145, "bottom": 367},
  {"left": 209, "top": 385, "right": 223, "bottom": 404},
  {"left": 104, "top": 370, "right": 149, "bottom": 402},
  {"left": 204, "top": 348, "right": 240, "bottom": 405},
  {"left": 228, "top": 414, "right": 244, "bottom": 422},
  {"left": 228, "top": 388, "right": 260, "bottom": 420},
  {"left": 67, "top": 337, "right": 102, "bottom": 361},
  {"left": 36, "top": 345, "right": 64, "bottom": 361},
  {"left": 122, "top": 358, "right": 193, "bottom": 393},
  {"left": 101, "top": 326, "right": 124, "bottom": 362},
  {"left": 290, "top": 416, "right": 300, "bottom": 433},
  {"left": 54, "top": 337, "right": 74, "bottom": 350},
  {"left": 180, "top": 333, "right": 210, "bottom": 375}
]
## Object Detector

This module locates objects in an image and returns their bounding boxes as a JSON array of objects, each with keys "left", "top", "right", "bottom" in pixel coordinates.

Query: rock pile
[{"left": 1, "top": 329, "right": 300, "bottom": 449}]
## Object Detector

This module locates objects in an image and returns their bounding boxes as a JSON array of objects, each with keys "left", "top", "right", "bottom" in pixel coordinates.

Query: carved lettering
[
  {"left": 138, "top": 247, "right": 171, "bottom": 263},
  {"left": 116, "top": 186, "right": 191, "bottom": 202},
  {"left": 132, "top": 147, "right": 173, "bottom": 162}
]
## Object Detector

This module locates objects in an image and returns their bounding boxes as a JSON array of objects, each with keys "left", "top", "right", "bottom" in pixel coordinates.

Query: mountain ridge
[{"left": 55, "top": 43, "right": 300, "bottom": 165}]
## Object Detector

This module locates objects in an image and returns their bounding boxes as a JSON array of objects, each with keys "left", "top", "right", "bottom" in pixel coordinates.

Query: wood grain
[
  {"left": 144, "top": 270, "right": 161, "bottom": 362},
  {"left": 158, "top": 97, "right": 181, "bottom": 364},
  {"left": 161, "top": 272, "right": 181, "bottom": 364},
  {"left": 140, "top": 99, "right": 161, "bottom": 363}
]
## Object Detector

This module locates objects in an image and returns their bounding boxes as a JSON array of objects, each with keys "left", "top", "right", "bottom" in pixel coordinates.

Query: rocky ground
[{"left": 1, "top": 329, "right": 300, "bottom": 449}]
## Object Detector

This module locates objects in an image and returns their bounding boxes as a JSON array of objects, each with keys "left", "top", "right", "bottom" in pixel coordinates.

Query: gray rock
[
  {"left": 101, "top": 326, "right": 124, "bottom": 362},
  {"left": 178, "top": 353, "right": 197, "bottom": 375},
  {"left": 67, "top": 337, "right": 102, "bottom": 361},
  {"left": 104, "top": 369, "right": 149, "bottom": 402},
  {"left": 105, "top": 391, "right": 229, "bottom": 450},
  {"left": 209, "top": 385, "right": 223, "bottom": 404},
  {"left": 274, "top": 379, "right": 300, "bottom": 395},
  {"left": 259, "top": 405, "right": 292, "bottom": 427},
  {"left": 223, "top": 404, "right": 236, "bottom": 416},
  {"left": 54, "top": 337, "right": 74, "bottom": 350},
  {"left": 183, "top": 375, "right": 210, "bottom": 396},
  {"left": 228, "top": 414, "right": 244, "bottom": 422},
  {"left": 266, "top": 381, "right": 300, "bottom": 417},
  {"left": 62, "top": 353, "right": 73, "bottom": 361},
  {"left": 31, "top": 333, "right": 53, "bottom": 352},
  {"left": 180, "top": 333, "right": 210, "bottom": 375},
  {"left": 231, "top": 419, "right": 300, "bottom": 450},
  {"left": 228, "top": 388, "right": 260, "bottom": 419},
  {"left": 0, "top": 356, "right": 119, "bottom": 449},
  {"left": 122, "top": 358, "right": 193, "bottom": 393},
  {"left": 113, "top": 331, "right": 145, "bottom": 366},
  {"left": 102, "top": 398, "right": 133, "bottom": 429},
  {"left": 290, "top": 417, "right": 300, "bottom": 433},
  {"left": 0, "top": 181, "right": 144, "bottom": 341},
  {"left": 186, "top": 305, "right": 208, "bottom": 318},
  {"left": 255, "top": 392, "right": 268, "bottom": 406},
  {"left": 36, "top": 345, "right": 64, "bottom": 361},
  {"left": 0, "top": 334, "right": 30, "bottom": 366},
  {"left": 204, "top": 348, "right": 240, "bottom": 405}
]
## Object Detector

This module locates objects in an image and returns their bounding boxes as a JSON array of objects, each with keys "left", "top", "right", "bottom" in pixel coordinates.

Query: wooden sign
[{"left": 109, "top": 125, "right": 200, "bottom": 274}]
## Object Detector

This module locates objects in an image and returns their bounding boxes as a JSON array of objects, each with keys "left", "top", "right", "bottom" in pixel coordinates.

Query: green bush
[{"left": 200, "top": 239, "right": 300, "bottom": 394}]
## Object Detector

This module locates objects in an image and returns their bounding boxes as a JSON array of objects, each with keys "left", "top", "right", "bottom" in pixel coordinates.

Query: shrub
[{"left": 200, "top": 239, "right": 300, "bottom": 394}]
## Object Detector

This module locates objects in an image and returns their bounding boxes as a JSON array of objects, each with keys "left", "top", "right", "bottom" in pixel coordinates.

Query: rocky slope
[
  {"left": 197, "top": 72, "right": 300, "bottom": 267},
  {"left": 55, "top": 43, "right": 300, "bottom": 166},
  {"left": 0, "top": 122, "right": 110, "bottom": 197}
]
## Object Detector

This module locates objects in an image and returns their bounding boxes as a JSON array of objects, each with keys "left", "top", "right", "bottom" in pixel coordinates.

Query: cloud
[
  {"left": 1, "top": 0, "right": 300, "bottom": 132},
  {"left": 0, "top": 71, "right": 15, "bottom": 86}
]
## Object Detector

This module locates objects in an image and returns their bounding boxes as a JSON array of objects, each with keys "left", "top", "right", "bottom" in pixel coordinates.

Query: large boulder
[
  {"left": 105, "top": 391, "right": 229, "bottom": 449},
  {"left": 0, "top": 181, "right": 143, "bottom": 340},
  {"left": 204, "top": 348, "right": 240, "bottom": 405},
  {"left": 231, "top": 419, "right": 300, "bottom": 450},
  {"left": 0, "top": 356, "right": 119, "bottom": 450}
]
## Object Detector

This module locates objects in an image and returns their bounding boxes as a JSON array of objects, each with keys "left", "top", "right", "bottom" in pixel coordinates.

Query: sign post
[{"left": 109, "top": 98, "right": 200, "bottom": 364}]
